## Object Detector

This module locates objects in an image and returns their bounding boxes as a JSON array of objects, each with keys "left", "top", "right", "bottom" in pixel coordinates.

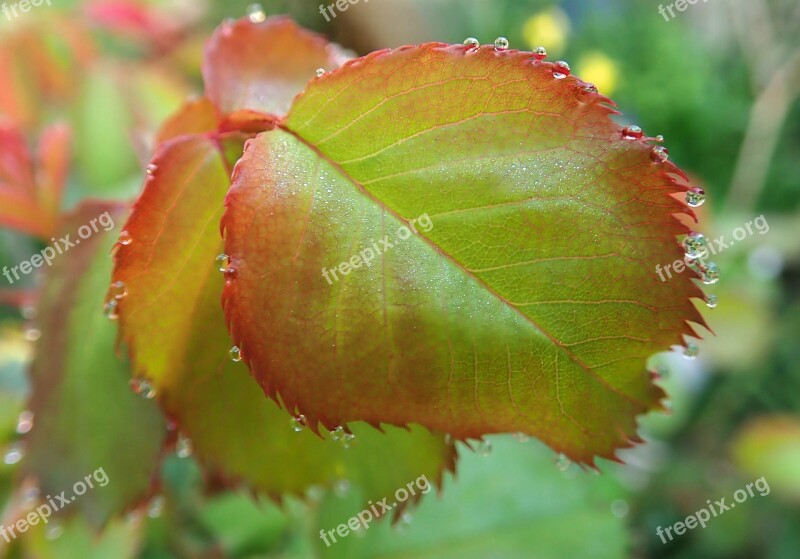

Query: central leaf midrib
[{"left": 279, "top": 123, "right": 649, "bottom": 411}]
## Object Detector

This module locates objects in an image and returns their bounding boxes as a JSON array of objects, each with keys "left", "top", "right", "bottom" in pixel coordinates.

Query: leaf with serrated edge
[
  {"left": 23, "top": 202, "right": 167, "bottom": 527},
  {"left": 111, "top": 135, "right": 454, "bottom": 505},
  {"left": 222, "top": 43, "right": 707, "bottom": 465}
]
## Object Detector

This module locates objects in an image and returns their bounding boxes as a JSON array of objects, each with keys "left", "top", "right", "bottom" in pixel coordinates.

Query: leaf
[
  {"left": 23, "top": 202, "right": 167, "bottom": 527},
  {"left": 0, "top": 122, "right": 65, "bottom": 240},
  {"left": 202, "top": 16, "right": 349, "bottom": 117},
  {"left": 110, "top": 135, "right": 454, "bottom": 506},
  {"left": 154, "top": 97, "right": 218, "bottom": 146},
  {"left": 222, "top": 43, "right": 706, "bottom": 464},
  {"left": 315, "top": 436, "right": 630, "bottom": 559}
]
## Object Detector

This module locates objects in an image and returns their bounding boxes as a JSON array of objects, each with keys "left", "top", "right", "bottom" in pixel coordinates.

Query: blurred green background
[{"left": 0, "top": 0, "right": 798, "bottom": 557}]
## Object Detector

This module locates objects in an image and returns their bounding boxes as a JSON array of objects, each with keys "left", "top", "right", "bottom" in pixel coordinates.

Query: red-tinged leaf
[
  {"left": 0, "top": 122, "right": 61, "bottom": 239},
  {"left": 0, "top": 19, "right": 95, "bottom": 127},
  {"left": 23, "top": 202, "right": 167, "bottom": 527},
  {"left": 222, "top": 43, "right": 707, "bottom": 464},
  {"left": 111, "top": 135, "right": 455, "bottom": 505},
  {"left": 203, "top": 16, "right": 349, "bottom": 117},
  {"left": 154, "top": 97, "right": 219, "bottom": 145}
]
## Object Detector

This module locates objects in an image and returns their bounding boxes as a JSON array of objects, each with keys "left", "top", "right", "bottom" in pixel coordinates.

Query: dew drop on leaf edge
[
  {"left": 247, "top": 4, "right": 266, "bottom": 23},
  {"left": 686, "top": 187, "right": 706, "bottom": 207},
  {"left": 552, "top": 61, "right": 570, "bottom": 79},
  {"left": 494, "top": 37, "right": 509, "bottom": 51}
]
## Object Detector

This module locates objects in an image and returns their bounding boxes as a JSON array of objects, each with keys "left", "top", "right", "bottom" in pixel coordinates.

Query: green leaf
[
  {"left": 110, "top": 135, "right": 454, "bottom": 507},
  {"left": 222, "top": 43, "right": 706, "bottom": 464},
  {"left": 315, "top": 436, "right": 630, "bottom": 559},
  {"left": 23, "top": 202, "right": 167, "bottom": 526}
]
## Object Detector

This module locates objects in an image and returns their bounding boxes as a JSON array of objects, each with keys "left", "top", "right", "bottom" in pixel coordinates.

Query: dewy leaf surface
[
  {"left": 24, "top": 202, "right": 166, "bottom": 526},
  {"left": 222, "top": 43, "right": 706, "bottom": 463},
  {"left": 111, "top": 135, "right": 454, "bottom": 503}
]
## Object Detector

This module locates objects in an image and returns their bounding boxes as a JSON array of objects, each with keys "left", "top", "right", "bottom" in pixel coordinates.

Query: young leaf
[
  {"left": 222, "top": 43, "right": 706, "bottom": 464},
  {"left": 203, "top": 16, "right": 349, "bottom": 117},
  {"left": 110, "top": 135, "right": 454, "bottom": 505},
  {"left": 23, "top": 202, "right": 167, "bottom": 527}
]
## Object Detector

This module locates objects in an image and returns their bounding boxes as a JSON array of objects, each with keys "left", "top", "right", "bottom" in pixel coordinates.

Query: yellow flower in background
[
  {"left": 522, "top": 7, "right": 570, "bottom": 55},
  {"left": 575, "top": 51, "right": 620, "bottom": 97}
]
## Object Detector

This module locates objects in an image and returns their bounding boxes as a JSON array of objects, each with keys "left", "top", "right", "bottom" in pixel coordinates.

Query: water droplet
[
  {"left": 554, "top": 453, "right": 571, "bottom": 471},
  {"left": 110, "top": 280, "right": 128, "bottom": 300},
  {"left": 118, "top": 231, "right": 132, "bottom": 246},
  {"left": 130, "top": 378, "right": 157, "bottom": 399},
  {"left": 699, "top": 262, "right": 720, "bottom": 285},
  {"left": 290, "top": 414, "right": 307, "bottom": 432},
  {"left": 611, "top": 499, "right": 629, "bottom": 518},
  {"left": 21, "top": 306, "right": 37, "bottom": 320},
  {"left": 45, "top": 522, "right": 63, "bottom": 540},
  {"left": 400, "top": 512, "right": 413, "bottom": 525},
  {"left": 4, "top": 443, "right": 24, "bottom": 465},
  {"left": 463, "top": 37, "right": 480, "bottom": 50},
  {"left": 622, "top": 125, "right": 643, "bottom": 140},
  {"left": 145, "top": 164, "right": 157, "bottom": 176},
  {"left": 22, "top": 485, "right": 40, "bottom": 506},
  {"left": 341, "top": 432, "right": 356, "bottom": 449},
  {"left": 229, "top": 346, "right": 242, "bottom": 362},
  {"left": 685, "top": 187, "right": 706, "bottom": 207},
  {"left": 475, "top": 439, "right": 492, "bottom": 456},
  {"left": 103, "top": 300, "right": 119, "bottom": 320},
  {"left": 650, "top": 145, "right": 669, "bottom": 163},
  {"left": 705, "top": 294, "right": 718, "bottom": 309},
  {"left": 16, "top": 411, "right": 34, "bottom": 434},
  {"left": 333, "top": 479, "right": 350, "bottom": 498},
  {"left": 552, "top": 60, "right": 570, "bottom": 79},
  {"left": 147, "top": 496, "right": 165, "bottom": 518},
  {"left": 580, "top": 83, "right": 598, "bottom": 93},
  {"left": 512, "top": 432, "right": 530, "bottom": 443},
  {"left": 532, "top": 46, "right": 547, "bottom": 60},
  {"left": 494, "top": 37, "right": 509, "bottom": 51},
  {"left": 315, "top": 68, "right": 325, "bottom": 78},
  {"left": 654, "top": 134, "right": 665, "bottom": 142},
  {"left": 683, "top": 231, "right": 709, "bottom": 260},
  {"left": 330, "top": 426, "right": 345, "bottom": 442},
  {"left": 215, "top": 254, "right": 229, "bottom": 272},
  {"left": 247, "top": 3, "right": 266, "bottom": 23},
  {"left": 176, "top": 435, "right": 193, "bottom": 458},
  {"left": 683, "top": 342, "right": 699, "bottom": 359},
  {"left": 305, "top": 484, "right": 325, "bottom": 501},
  {"left": 24, "top": 328, "right": 41, "bottom": 342}
]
